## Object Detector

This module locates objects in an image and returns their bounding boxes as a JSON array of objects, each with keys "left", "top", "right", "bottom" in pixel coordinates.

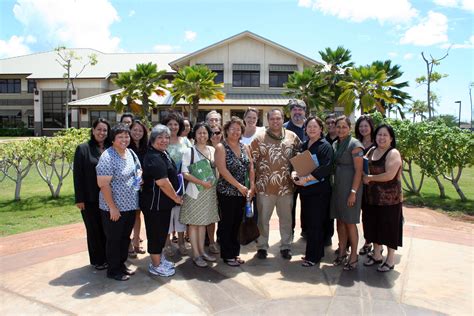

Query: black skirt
[{"left": 364, "top": 203, "right": 403, "bottom": 250}]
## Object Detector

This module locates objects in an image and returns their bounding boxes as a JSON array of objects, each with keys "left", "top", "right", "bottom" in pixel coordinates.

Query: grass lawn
[
  {"left": 402, "top": 165, "right": 473, "bottom": 217},
  {"left": 0, "top": 162, "right": 472, "bottom": 237},
  {"left": 0, "top": 166, "right": 80, "bottom": 236}
]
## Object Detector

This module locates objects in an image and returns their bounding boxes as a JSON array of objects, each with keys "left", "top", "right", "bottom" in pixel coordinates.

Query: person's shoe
[
  {"left": 202, "top": 253, "right": 216, "bottom": 262},
  {"left": 148, "top": 263, "right": 175, "bottom": 277},
  {"left": 161, "top": 255, "right": 175, "bottom": 268},
  {"left": 193, "top": 256, "right": 208, "bottom": 268},
  {"left": 343, "top": 256, "right": 358, "bottom": 271},
  {"left": 358, "top": 244, "right": 373, "bottom": 255},
  {"left": 94, "top": 263, "right": 108, "bottom": 270},
  {"left": 122, "top": 266, "right": 136, "bottom": 276},
  {"left": 208, "top": 243, "right": 220, "bottom": 254},
  {"left": 128, "top": 250, "right": 138, "bottom": 259},
  {"left": 364, "top": 257, "right": 383, "bottom": 267},
  {"left": 178, "top": 244, "right": 188, "bottom": 256},
  {"left": 107, "top": 273, "right": 130, "bottom": 281},
  {"left": 333, "top": 255, "right": 347, "bottom": 266},
  {"left": 224, "top": 258, "right": 240, "bottom": 267},
  {"left": 377, "top": 262, "right": 395, "bottom": 272},
  {"left": 280, "top": 249, "right": 292, "bottom": 260},
  {"left": 256, "top": 249, "right": 268, "bottom": 259},
  {"left": 300, "top": 231, "right": 307, "bottom": 239},
  {"left": 134, "top": 245, "right": 146, "bottom": 254},
  {"left": 165, "top": 245, "right": 175, "bottom": 257},
  {"left": 171, "top": 235, "right": 178, "bottom": 243}
]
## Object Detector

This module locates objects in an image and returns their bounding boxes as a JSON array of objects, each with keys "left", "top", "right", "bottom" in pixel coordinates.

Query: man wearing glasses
[
  {"left": 206, "top": 110, "right": 222, "bottom": 128},
  {"left": 324, "top": 113, "right": 338, "bottom": 145},
  {"left": 283, "top": 99, "right": 307, "bottom": 240}
]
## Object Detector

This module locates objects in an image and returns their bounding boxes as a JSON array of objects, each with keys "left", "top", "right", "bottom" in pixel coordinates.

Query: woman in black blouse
[
  {"left": 291, "top": 116, "right": 333, "bottom": 267},
  {"left": 215, "top": 117, "right": 255, "bottom": 266},
  {"left": 73, "top": 118, "right": 111, "bottom": 270}
]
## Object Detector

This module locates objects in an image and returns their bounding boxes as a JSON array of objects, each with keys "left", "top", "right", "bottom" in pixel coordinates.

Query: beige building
[{"left": 0, "top": 31, "right": 328, "bottom": 135}]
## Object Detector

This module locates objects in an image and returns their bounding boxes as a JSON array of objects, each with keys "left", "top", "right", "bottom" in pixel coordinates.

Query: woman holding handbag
[{"left": 215, "top": 116, "right": 255, "bottom": 267}]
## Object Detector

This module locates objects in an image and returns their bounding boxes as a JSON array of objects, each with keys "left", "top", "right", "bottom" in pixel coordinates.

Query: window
[
  {"left": 0, "top": 79, "right": 21, "bottom": 93},
  {"left": 42, "top": 90, "right": 70, "bottom": 128},
  {"left": 232, "top": 71, "right": 260, "bottom": 87},
  {"left": 28, "top": 115, "right": 34, "bottom": 128},
  {"left": 27, "top": 80, "right": 36, "bottom": 93},
  {"left": 0, "top": 111, "right": 22, "bottom": 128},
  {"left": 269, "top": 71, "right": 292, "bottom": 88},
  {"left": 213, "top": 70, "right": 224, "bottom": 84},
  {"left": 90, "top": 110, "right": 116, "bottom": 125}
]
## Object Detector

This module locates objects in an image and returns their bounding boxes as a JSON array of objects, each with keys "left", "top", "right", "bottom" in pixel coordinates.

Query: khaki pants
[{"left": 256, "top": 193, "right": 294, "bottom": 251}]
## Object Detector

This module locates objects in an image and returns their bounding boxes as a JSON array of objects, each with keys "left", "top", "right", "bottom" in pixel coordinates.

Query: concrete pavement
[{"left": 0, "top": 205, "right": 472, "bottom": 315}]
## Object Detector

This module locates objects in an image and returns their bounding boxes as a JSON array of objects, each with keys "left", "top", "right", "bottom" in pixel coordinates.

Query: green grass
[
  {"left": 0, "top": 162, "right": 472, "bottom": 237},
  {"left": 402, "top": 165, "right": 474, "bottom": 216},
  {"left": 0, "top": 166, "right": 80, "bottom": 236}
]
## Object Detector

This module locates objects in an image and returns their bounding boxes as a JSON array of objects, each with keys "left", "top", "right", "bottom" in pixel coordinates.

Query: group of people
[{"left": 73, "top": 100, "right": 404, "bottom": 281}]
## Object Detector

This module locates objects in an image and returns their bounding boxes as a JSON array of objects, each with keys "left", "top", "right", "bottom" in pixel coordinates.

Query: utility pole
[{"left": 455, "top": 100, "right": 461, "bottom": 128}]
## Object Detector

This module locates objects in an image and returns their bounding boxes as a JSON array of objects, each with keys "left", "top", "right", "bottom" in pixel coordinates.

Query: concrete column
[{"left": 33, "top": 89, "right": 42, "bottom": 136}]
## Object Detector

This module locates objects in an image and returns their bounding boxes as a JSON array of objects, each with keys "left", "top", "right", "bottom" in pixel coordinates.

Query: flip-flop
[
  {"left": 377, "top": 262, "right": 394, "bottom": 272},
  {"left": 224, "top": 259, "right": 240, "bottom": 267}
]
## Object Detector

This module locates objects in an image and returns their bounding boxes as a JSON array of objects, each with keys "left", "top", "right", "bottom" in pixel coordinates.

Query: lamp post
[{"left": 455, "top": 100, "right": 461, "bottom": 128}]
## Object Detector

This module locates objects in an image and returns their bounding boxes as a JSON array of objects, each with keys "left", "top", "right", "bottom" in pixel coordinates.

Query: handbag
[{"left": 238, "top": 215, "right": 260, "bottom": 245}]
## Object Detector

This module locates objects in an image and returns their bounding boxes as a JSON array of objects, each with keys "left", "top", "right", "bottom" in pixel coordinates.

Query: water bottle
[
  {"left": 132, "top": 169, "right": 142, "bottom": 191},
  {"left": 245, "top": 195, "right": 253, "bottom": 218}
]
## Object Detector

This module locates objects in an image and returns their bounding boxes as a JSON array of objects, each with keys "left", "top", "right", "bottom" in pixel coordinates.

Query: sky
[{"left": 0, "top": 0, "right": 473, "bottom": 122}]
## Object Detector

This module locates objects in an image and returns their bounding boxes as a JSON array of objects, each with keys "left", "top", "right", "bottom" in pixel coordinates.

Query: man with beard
[{"left": 283, "top": 99, "right": 307, "bottom": 240}]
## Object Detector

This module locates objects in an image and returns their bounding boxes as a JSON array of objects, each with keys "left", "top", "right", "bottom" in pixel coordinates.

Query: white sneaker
[
  {"left": 161, "top": 255, "right": 175, "bottom": 268},
  {"left": 148, "top": 263, "right": 175, "bottom": 277}
]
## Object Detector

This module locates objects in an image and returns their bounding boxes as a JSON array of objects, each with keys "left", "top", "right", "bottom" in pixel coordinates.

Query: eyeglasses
[{"left": 326, "top": 121, "right": 336, "bottom": 125}]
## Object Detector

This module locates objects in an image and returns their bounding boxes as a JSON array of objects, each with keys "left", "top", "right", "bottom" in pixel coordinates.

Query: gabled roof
[
  {"left": 169, "top": 30, "right": 322, "bottom": 70},
  {"left": 0, "top": 49, "right": 186, "bottom": 79}
]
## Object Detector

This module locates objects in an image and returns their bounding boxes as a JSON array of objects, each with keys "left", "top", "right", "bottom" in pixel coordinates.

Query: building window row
[
  {"left": 204, "top": 64, "right": 298, "bottom": 88},
  {"left": 42, "top": 90, "right": 70, "bottom": 129},
  {"left": 90, "top": 110, "right": 116, "bottom": 125},
  {"left": 0, "top": 79, "right": 21, "bottom": 93}
]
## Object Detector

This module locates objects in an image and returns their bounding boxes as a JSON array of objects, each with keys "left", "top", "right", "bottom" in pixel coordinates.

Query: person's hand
[
  {"left": 201, "top": 180, "right": 213, "bottom": 190},
  {"left": 294, "top": 176, "right": 306, "bottom": 186},
  {"left": 76, "top": 202, "right": 85, "bottom": 210},
  {"left": 174, "top": 196, "right": 183, "bottom": 205},
  {"left": 237, "top": 184, "right": 249, "bottom": 197},
  {"left": 291, "top": 171, "right": 298, "bottom": 179},
  {"left": 347, "top": 192, "right": 356, "bottom": 207},
  {"left": 362, "top": 175, "right": 370, "bottom": 185},
  {"left": 248, "top": 186, "right": 256, "bottom": 199},
  {"left": 109, "top": 208, "right": 121, "bottom": 221}
]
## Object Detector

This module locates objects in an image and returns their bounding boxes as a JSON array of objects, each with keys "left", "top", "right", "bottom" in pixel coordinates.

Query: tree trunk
[
  {"left": 191, "top": 101, "right": 199, "bottom": 125},
  {"left": 433, "top": 175, "right": 446, "bottom": 198},
  {"left": 401, "top": 161, "right": 424, "bottom": 194},
  {"left": 14, "top": 176, "right": 22, "bottom": 201}
]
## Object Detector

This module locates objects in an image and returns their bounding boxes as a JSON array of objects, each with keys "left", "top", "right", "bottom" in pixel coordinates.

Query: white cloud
[
  {"left": 388, "top": 52, "right": 398, "bottom": 58},
  {"left": 0, "top": 35, "right": 32, "bottom": 58},
  {"left": 25, "top": 35, "right": 36, "bottom": 44},
  {"left": 298, "top": 0, "right": 312, "bottom": 8},
  {"left": 442, "top": 35, "right": 474, "bottom": 48},
  {"left": 434, "top": 0, "right": 474, "bottom": 11},
  {"left": 128, "top": 10, "right": 135, "bottom": 17},
  {"left": 301, "top": 0, "right": 418, "bottom": 24},
  {"left": 153, "top": 44, "right": 180, "bottom": 53},
  {"left": 403, "top": 53, "right": 414, "bottom": 60},
  {"left": 400, "top": 11, "right": 449, "bottom": 46},
  {"left": 13, "top": 0, "right": 121, "bottom": 52},
  {"left": 184, "top": 31, "right": 197, "bottom": 42}
]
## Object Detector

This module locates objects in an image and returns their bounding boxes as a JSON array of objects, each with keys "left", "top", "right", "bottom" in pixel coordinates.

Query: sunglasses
[{"left": 212, "top": 131, "right": 222, "bottom": 136}]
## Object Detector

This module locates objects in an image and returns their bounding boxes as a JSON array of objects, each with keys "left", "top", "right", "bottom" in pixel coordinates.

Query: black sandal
[
  {"left": 358, "top": 244, "right": 372, "bottom": 255},
  {"left": 235, "top": 257, "right": 245, "bottom": 264},
  {"left": 302, "top": 260, "right": 316, "bottom": 267},
  {"left": 333, "top": 255, "right": 347, "bottom": 266},
  {"left": 377, "top": 262, "right": 394, "bottom": 272},
  {"left": 94, "top": 263, "right": 108, "bottom": 270},
  {"left": 343, "top": 256, "right": 358, "bottom": 271},
  {"left": 224, "top": 259, "right": 240, "bottom": 267},
  {"left": 363, "top": 257, "right": 383, "bottom": 266}
]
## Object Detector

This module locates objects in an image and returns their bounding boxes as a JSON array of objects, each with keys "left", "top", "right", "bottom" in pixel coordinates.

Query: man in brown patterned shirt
[{"left": 250, "top": 109, "right": 301, "bottom": 260}]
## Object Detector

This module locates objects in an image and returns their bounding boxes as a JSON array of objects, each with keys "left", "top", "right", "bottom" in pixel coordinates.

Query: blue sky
[{"left": 1, "top": 0, "right": 473, "bottom": 122}]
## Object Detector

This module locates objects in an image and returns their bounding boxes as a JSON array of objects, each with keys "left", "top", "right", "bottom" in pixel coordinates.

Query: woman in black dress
[
  {"left": 73, "top": 118, "right": 110, "bottom": 270},
  {"left": 291, "top": 116, "right": 333, "bottom": 266}
]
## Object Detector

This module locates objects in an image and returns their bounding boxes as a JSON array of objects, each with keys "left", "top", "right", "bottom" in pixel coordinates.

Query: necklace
[{"left": 266, "top": 128, "right": 285, "bottom": 141}]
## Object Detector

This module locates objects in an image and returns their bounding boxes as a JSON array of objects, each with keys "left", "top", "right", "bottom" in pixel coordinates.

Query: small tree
[
  {"left": 0, "top": 140, "right": 35, "bottom": 200},
  {"left": 415, "top": 49, "right": 449, "bottom": 119},
  {"left": 171, "top": 65, "right": 225, "bottom": 123},
  {"left": 405, "top": 100, "right": 428, "bottom": 123},
  {"left": 55, "top": 46, "right": 97, "bottom": 129}
]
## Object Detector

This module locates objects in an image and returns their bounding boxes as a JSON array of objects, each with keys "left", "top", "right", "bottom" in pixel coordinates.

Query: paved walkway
[{"left": 0, "top": 205, "right": 472, "bottom": 315}]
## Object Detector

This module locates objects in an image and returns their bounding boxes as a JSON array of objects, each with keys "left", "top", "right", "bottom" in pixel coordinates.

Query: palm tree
[
  {"left": 110, "top": 62, "right": 168, "bottom": 125},
  {"left": 284, "top": 65, "right": 333, "bottom": 114},
  {"left": 318, "top": 46, "right": 354, "bottom": 109},
  {"left": 337, "top": 65, "right": 396, "bottom": 116},
  {"left": 171, "top": 65, "right": 225, "bottom": 123},
  {"left": 372, "top": 60, "right": 411, "bottom": 119},
  {"left": 405, "top": 100, "right": 428, "bottom": 122}
]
